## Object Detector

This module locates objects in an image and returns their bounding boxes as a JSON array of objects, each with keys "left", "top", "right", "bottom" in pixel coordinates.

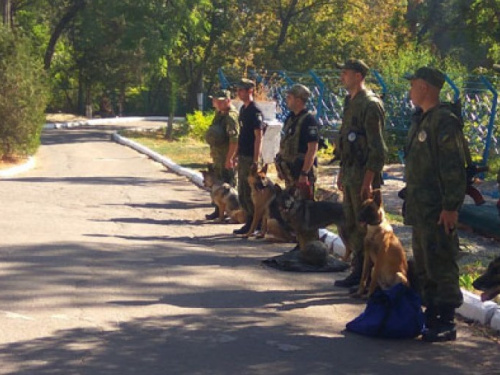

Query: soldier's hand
[{"left": 438, "top": 210, "right": 458, "bottom": 235}]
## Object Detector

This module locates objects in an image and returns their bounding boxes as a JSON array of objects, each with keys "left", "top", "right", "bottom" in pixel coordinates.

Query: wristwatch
[{"left": 300, "top": 170, "right": 308, "bottom": 176}]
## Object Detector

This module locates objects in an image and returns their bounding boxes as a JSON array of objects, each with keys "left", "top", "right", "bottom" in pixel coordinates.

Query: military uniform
[
  {"left": 237, "top": 101, "right": 264, "bottom": 217},
  {"left": 277, "top": 109, "right": 319, "bottom": 189},
  {"left": 405, "top": 104, "right": 466, "bottom": 309},
  {"left": 338, "top": 89, "right": 386, "bottom": 269},
  {"left": 205, "top": 104, "right": 239, "bottom": 186}
]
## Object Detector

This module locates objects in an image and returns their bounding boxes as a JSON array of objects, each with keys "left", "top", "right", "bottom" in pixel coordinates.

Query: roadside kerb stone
[{"left": 0, "top": 156, "right": 35, "bottom": 178}]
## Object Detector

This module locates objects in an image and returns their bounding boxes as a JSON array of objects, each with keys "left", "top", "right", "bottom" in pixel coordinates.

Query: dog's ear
[{"left": 372, "top": 189, "right": 382, "bottom": 207}]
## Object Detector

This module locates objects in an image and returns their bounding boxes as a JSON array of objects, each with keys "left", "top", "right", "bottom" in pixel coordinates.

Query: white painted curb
[
  {"left": 456, "top": 290, "right": 499, "bottom": 327},
  {"left": 43, "top": 116, "right": 184, "bottom": 130},
  {"left": 112, "top": 133, "right": 204, "bottom": 188},
  {"left": 490, "top": 309, "right": 500, "bottom": 331},
  {"left": 0, "top": 157, "right": 35, "bottom": 178}
]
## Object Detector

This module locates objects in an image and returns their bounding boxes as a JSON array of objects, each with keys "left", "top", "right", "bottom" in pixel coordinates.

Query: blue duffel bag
[{"left": 346, "top": 283, "right": 425, "bottom": 339}]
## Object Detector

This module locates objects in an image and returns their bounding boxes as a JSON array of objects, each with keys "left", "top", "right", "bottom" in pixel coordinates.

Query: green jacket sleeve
[
  {"left": 364, "top": 100, "right": 386, "bottom": 174},
  {"left": 436, "top": 112, "right": 466, "bottom": 211},
  {"left": 226, "top": 110, "right": 240, "bottom": 143}
]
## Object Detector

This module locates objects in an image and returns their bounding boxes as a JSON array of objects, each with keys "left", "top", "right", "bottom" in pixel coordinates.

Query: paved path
[{"left": 0, "top": 124, "right": 498, "bottom": 375}]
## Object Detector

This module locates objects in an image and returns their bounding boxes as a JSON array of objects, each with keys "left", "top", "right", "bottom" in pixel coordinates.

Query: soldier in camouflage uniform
[
  {"left": 204, "top": 89, "right": 240, "bottom": 220},
  {"left": 276, "top": 84, "right": 319, "bottom": 192},
  {"left": 404, "top": 67, "right": 466, "bottom": 342},
  {"left": 333, "top": 59, "right": 387, "bottom": 289}
]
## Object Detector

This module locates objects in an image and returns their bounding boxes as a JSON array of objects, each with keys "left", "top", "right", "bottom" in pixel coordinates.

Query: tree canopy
[{"left": 1, "top": 0, "right": 499, "bottom": 115}]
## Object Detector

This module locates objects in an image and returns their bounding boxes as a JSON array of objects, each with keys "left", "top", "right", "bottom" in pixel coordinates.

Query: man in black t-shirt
[
  {"left": 233, "top": 78, "right": 264, "bottom": 235},
  {"left": 276, "top": 84, "right": 319, "bottom": 196}
]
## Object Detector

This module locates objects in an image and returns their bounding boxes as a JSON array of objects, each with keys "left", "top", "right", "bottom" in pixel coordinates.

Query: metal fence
[{"left": 219, "top": 68, "right": 499, "bottom": 166}]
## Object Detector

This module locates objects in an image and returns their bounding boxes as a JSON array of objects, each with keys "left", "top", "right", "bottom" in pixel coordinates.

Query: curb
[
  {"left": 0, "top": 157, "right": 35, "bottom": 178},
  {"left": 43, "top": 116, "right": 184, "bottom": 130},
  {"left": 111, "top": 133, "right": 204, "bottom": 188}
]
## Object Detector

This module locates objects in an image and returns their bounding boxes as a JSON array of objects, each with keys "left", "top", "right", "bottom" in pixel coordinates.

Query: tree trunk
[
  {"left": 2, "top": 0, "right": 11, "bottom": 27},
  {"left": 44, "top": 0, "right": 86, "bottom": 70}
]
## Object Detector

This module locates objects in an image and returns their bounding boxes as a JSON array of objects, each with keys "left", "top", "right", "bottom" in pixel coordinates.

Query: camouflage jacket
[
  {"left": 338, "top": 89, "right": 386, "bottom": 185},
  {"left": 404, "top": 104, "right": 466, "bottom": 225},
  {"left": 205, "top": 105, "right": 239, "bottom": 150}
]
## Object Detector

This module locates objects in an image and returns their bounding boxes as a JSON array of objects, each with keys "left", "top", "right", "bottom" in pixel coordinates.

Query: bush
[
  {"left": 0, "top": 26, "right": 49, "bottom": 158},
  {"left": 185, "top": 110, "right": 215, "bottom": 141}
]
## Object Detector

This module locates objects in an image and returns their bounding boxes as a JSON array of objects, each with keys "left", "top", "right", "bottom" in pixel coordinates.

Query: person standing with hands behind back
[
  {"left": 333, "top": 59, "right": 386, "bottom": 290},
  {"left": 233, "top": 78, "right": 264, "bottom": 235},
  {"left": 404, "top": 67, "right": 466, "bottom": 342}
]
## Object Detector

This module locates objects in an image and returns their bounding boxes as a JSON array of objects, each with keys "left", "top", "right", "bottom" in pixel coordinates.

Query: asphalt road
[{"left": 0, "top": 124, "right": 498, "bottom": 375}]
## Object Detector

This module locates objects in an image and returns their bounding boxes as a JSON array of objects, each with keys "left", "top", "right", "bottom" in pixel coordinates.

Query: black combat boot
[
  {"left": 205, "top": 206, "right": 220, "bottom": 220},
  {"left": 334, "top": 252, "right": 363, "bottom": 288},
  {"left": 422, "top": 305, "right": 457, "bottom": 342},
  {"left": 233, "top": 216, "right": 253, "bottom": 235}
]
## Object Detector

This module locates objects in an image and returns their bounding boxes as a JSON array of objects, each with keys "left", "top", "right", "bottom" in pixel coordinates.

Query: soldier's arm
[
  {"left": 364, "top": 101, "right": 386, "bottom": 174},
  {"left": 301, "top": 141, "right": 318, "bottom": 177},
  {"left": 253, "top": 129, "right": 263, "bottom": 164},
  {"left": 225, "top": 113, "right": 239, "bottom": 168},
  {"left": 437, "top": 114, "right": 467, "bottom": 212}
]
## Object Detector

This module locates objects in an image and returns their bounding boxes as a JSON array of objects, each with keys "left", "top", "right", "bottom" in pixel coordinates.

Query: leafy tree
[{"left": 0, "top": 26, "right": 48, "bottom": 158}]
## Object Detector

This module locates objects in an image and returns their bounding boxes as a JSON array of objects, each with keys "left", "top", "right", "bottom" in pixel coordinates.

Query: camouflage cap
[
  {"left": 234, "top": 78, "right": 256, "bottom": 89},
  {"left": 336, "top": 59, "right": 370, "bottom": 77},
  {"left": 404, "top": 67, "right": 445, "bottom": 89},
  {"left": 208, "top": 89, "right": 231, "bottom": 100},
  {"left": 286, "top": 84, "right": 311, "bottom": 102}
]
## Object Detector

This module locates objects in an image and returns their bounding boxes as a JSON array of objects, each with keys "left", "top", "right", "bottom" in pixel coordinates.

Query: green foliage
[
  {"left": 0, "top": 27, "right": 49, "bottom": 158},
  {"left": 185, "top": 110, "right": 215, "bottom": 141}
]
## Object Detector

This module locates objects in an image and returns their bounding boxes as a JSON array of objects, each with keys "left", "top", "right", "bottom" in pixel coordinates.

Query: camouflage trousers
[
  {"left": 412, "top": 224, "right": 463, "bottom": 308},
  {"left": 341, "top": 182, "right": 366, "bottom": 259},
  {"left": 237, "top": 155, "right": 254, "bottom": 218},
  {"left": 212, "top": 153, "right": 236, "bottom": 187}
]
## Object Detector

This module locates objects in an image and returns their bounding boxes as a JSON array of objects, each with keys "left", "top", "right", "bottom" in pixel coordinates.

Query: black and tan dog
[
  {"left": 201, "top": 169, "right": 246, "bottom": 224},
  {"left": 473, "top": 256, "right": 500, "bottom": 302},
  {"left": 354, "top": 190, "right": 408, "bottom": 298},
  {"left": 242, "top": 164, "right": 294, "bottom": 241},
  {"left": 275, "top": 186, "right": 347, "bottom": 251}
]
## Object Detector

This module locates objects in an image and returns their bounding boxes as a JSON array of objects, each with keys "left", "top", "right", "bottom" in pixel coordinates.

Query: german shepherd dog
[
  {"left": 275, "top": 186, "right": 347, "bottom": 250},
  {"left": 242, "top": 164, "right": 293, "bottom": 241},
  {"left": 201, "top": 169, "right": 246, "bottom": 224},
  {"left": 355, "top": 190, "right": 408, "bottom": 298},
  {"left": 473, "top": 256, "right": 500, "bottom": 302}
]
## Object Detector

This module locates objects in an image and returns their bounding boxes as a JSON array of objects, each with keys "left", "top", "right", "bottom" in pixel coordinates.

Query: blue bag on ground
[{"left": 346, "top": 283, "right": 425, "bottom": 339}]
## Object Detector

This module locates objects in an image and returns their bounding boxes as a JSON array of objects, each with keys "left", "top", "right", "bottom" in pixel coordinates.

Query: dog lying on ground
[
  {"left": 275, "top": 186, "right": 347, "bottom": 251},
  {"left": 201, "top": 169, "right": 246, "bottom": 224},
  {"left": 354, "top": 190, "right": 408, "bottom": 298},
  {"left": 473, "top": 256, "right": 500, "bottom": 302},
  {"left": 242, "top": 164, "right": 294, "bottom": 242}
]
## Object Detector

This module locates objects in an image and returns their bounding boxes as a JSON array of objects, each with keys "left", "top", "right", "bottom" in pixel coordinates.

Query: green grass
[
  {"left": 459, "top": 261, "right": 486, "bottom": 291},
  {"left": 121, "top": 128, "right": 211, "bottom": 171}
]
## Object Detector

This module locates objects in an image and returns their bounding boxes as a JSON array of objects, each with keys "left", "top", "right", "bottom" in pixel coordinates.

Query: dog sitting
[
  {"left": 242, "top": 164, "right": 293, "bottom": 241},
  {"left": 354, "top": 190, "right": 408, "bottom": 298},
  {"left": 275, "top": 186, "right": 347, "bottom": 251},
  {"left": 201, "top": 169, "right": 246, "bottom": 224},
  {"left": 473, "top": 256, "right": 500, "bottom": 302}
]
